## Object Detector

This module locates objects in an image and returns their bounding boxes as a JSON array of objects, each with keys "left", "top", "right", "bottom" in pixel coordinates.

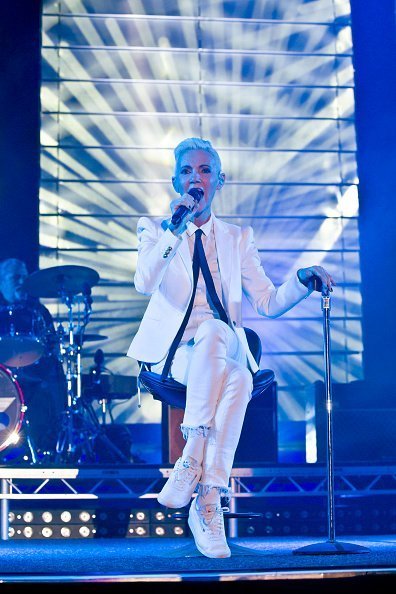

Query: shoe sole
[{"left": 157, "top": 494, "right": 190, "bottom": 509}]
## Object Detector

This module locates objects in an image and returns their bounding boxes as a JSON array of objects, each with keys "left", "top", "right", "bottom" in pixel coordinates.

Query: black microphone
[{"left": 171, "top": 188, "right": 203, "bottom": 226}]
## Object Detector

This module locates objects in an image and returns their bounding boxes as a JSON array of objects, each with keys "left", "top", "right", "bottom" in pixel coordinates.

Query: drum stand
[
  {"left": 54, "top": 287, "right": 96, "bottom": 463},
  {"left": 293, "top": 284, "right": 370, "bottom": 555},
  {"left": 54, "top": 287, "right": 129, "bottom": 464}
]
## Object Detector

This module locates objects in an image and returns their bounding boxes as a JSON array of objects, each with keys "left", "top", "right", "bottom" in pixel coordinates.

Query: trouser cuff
[
  {"left": 180, "top": 424, "right": 210, "bottom": 440},
  {"left": 196, "top": 483, "right": 231, "bottom": 503}
]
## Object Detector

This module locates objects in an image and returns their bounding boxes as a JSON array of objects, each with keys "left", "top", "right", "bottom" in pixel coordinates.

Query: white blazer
[{"left": 126, "top": 214, "right": 310, "bottom": 372}]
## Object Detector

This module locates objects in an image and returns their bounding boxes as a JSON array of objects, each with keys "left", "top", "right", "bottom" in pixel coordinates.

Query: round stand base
[{"left": 293, "top": 539, "right": 370, "bottom": 555}]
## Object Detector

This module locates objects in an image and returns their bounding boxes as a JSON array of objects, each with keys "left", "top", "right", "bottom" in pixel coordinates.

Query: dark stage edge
[{"left": 0, "top": 535, "right": 396, "bottom": 590}]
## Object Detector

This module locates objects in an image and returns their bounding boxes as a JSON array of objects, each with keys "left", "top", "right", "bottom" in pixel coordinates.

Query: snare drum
[
  {"left": 0, "top": 364, "right": 25, "bottom": 452},
  {"left": 0, "top": 304, "right": 46, "bottom": 368}
]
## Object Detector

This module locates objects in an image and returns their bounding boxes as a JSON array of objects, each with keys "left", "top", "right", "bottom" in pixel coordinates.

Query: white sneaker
[
  {"left": 188, "top": 499, "right": 231, "bottom": 558},
  {"left": 157, "top": 456, "right": 201, "bottom": 508}
]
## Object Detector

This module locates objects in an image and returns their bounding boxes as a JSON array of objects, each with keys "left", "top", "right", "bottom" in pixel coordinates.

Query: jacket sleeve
[
  {"left": 241, "top": 226, "right": 311, "bottom": 318},
  {"left": 133, "top": 217, "right": 183, "bottom": 295}
]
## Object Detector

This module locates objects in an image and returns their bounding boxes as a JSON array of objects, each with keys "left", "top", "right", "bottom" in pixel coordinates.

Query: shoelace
[{"left": 199, "top": 504, "right": 229, "bottom": 537}]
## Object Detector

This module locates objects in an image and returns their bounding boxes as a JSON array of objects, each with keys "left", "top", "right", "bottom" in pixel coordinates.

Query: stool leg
[{"left": 228, "top": 477, "right": 238, "bottom": 538}]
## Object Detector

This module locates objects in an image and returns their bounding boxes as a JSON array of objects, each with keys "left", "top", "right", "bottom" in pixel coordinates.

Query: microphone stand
[{"left": 293, "top": 281, "right": 369, "bottom": 555}]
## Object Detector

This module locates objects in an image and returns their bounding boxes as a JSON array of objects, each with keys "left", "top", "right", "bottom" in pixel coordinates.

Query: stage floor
[{"left": 0, "top": 534, "right": 395, "bottom": 590}]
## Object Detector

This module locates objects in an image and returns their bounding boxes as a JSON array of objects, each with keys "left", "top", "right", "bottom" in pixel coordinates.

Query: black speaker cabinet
[
  {"left": 234, "top": 380, "right": 278, "bottom": 464},
  {"left": 162, "top": 381, "right": 278, "bottom": 465},
  {"left": 314, "top": 380, "right": 396, "bottom": 464}
]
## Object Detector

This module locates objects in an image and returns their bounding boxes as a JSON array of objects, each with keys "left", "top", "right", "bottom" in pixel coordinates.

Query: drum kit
[{"left": 0, "top": 264, "right": 130, "bottom": 465}]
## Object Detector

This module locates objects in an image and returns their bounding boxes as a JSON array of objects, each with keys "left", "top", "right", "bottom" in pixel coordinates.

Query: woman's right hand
[{"left": 168, "top": 193, "right": 198, "bottom": 235}]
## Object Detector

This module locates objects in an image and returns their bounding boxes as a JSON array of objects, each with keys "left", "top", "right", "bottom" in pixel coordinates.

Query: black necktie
[
  {"left": 160, "top": 229, "right": 228, "bottom": 380},
  {"left": 194, "top": 229, "right": 228, "bottom": 325}
]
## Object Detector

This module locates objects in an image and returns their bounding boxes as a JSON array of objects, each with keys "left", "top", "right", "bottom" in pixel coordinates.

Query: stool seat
[
  {"left": 139, "top": 367, "right": 275, "bottom": 410},
  {"left": 138, "top": 326, "right": 274, "bottom": 408}
]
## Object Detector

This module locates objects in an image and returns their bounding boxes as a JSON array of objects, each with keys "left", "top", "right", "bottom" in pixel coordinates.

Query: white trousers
[{"left": 152, "top": 319, "right": 253, "bottom": 490}]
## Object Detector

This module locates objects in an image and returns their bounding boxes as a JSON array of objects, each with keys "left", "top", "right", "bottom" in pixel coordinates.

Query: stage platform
[
  {"left": 0, "top": 533, "right": 395, "bottom": 590},
  {"left": 0, "top": 463, "right": 395, "bottom": 589},
  {"left": 0, "top": 464, "right": 395, "bottom": 589}
]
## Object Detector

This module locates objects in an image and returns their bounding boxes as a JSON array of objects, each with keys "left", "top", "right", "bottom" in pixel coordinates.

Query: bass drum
[{"left": 0, "top": 364, "right": 25, "bottom": 452}]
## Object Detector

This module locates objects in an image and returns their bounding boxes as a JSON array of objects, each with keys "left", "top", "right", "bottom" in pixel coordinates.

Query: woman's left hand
[{"left": 297, "top": 266, "right": 336, "bottom": 292}]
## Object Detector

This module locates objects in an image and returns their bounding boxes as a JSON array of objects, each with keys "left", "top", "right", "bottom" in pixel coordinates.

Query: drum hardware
[
  {"left": 17, "top": 264, "right": 133, "bottom": 464},
  {"left": 53, "top": 271, "right": 101, "bottom": 463},
  {"left": 82, "top": 372, "right": 138, "bottom": 425},
  {"left": 56, "top": 366, "right": 133, "bottom": 464},
  {"left": 21, "top": 264, "right": 102, "bottom": 464},
  {"left": 75, "top": 350, "right": 137, "bottom": 462}
]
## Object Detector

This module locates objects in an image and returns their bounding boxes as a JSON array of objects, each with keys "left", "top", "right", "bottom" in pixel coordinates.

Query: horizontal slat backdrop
[{"left": 40, "top": 0, "right": 362, "bottom": 449}]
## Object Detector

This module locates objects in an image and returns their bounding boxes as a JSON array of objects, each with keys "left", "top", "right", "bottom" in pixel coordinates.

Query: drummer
[{"left": 0, "top": 258, "right": 67, "bottom": 462}]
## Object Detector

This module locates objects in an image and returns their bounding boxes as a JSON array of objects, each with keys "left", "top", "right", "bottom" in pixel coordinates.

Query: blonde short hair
[{"left": 174, "top": 137, "right": 222, "bottom": 174}]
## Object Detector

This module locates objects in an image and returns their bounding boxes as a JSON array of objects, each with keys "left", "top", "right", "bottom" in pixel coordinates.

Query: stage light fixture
[
  {"left": 41, "top": 527, "right": 53, "bottom": 538},
  {"left": 79, "top": 526, "right": 91, "bottom": 538},
  {"left": 22, "top": 527, "right": 33, "bottom": 538},
  {"left": 155, "top": 526, "right": 165, "bottom": 536},
  {"left": 173, "top": 526, "right": 184, "bottom": 536},
  {"left": 60, "top": 527, "right": 71, "bottom": 538},
  {"left": 42, "top": 511, "right": 53, "bottom": 523},
  {"left": 264, "top": 526, "right": 273, "bottom": 535},
  {"left": 23, "top": 511, "right": 34, "bottom": 523},
  {"left": 60, "top": 510, "right": 72, "bottom": 523},
  {"left": 135, "top": 526, "right": 147, "bottom": 536},
  {"left": 155, "top": 511, "right": 165, "bottom": 521},
  {"left": 117, "top": 511, "right": 127, "bottom": 521},
  {"left": 96, "top": 526, "right": 108, "bottom": 536},
  {"left": 79, "top": 511, "right": 91, "bottom": 522},
  {"left": 136, "top": 511, "right": 146, "bottom": 521}
]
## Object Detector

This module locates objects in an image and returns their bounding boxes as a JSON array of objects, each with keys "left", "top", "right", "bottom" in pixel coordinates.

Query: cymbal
[{"left": 23, "top": 265, "right": 100, "bottom": 298}]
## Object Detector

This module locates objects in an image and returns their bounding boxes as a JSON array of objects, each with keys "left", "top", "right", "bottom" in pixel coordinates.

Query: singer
[{"left": 126, "top": 137, "right": 335, "bottom": 558}]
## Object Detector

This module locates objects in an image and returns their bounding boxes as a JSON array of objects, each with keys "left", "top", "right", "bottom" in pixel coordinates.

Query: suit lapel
[
  {"left": 160, "top": 219, "right": 193, "bottom": 282},
  {"left": 177, "top": 230, "right": 194, "bottom": 281}
]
